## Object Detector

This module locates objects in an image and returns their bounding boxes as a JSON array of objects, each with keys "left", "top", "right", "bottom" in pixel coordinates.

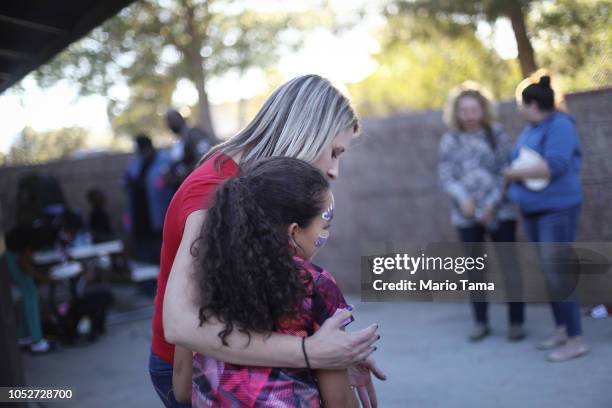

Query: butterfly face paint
[
  {"left": 315, "top": 193, "right": 334, "bottom": 248},
  {"left": 314, "top": 230, "right": 330, "bottom": 248},
  {"left": 321, "top": 194, "right": 335, "bottom": 222}
]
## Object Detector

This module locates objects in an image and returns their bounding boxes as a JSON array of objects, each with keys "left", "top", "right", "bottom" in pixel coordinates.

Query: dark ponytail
[
  {"left": 193, "top": 157, "right": 329, "bottom": 345},
  {"left": 522, "top": 75, "right": 555, "bottom": 111}
]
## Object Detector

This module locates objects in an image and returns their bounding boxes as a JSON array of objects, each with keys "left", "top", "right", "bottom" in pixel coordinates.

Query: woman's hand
[
  {"left": 503, "top": 162, "right": 550, "bottom": 182},
  {"left": 348, "top": 356, "right": 387, "bottom": 408},
  {"left": 306, "top": 310, "right": 380, "bottom": 369},
  {"left": 460, "top": 198, "right": 476, "bottom": 218},
  {"left": 481, "top": 206, "right": 495, "bottom": 226},
  {"left": 502, "top": 167, "right": 519, "bottom": 182}
]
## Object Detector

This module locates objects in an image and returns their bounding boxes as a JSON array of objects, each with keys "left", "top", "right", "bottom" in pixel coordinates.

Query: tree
[
  {"left": 35, "top": 0, "right": 309, "bottom": 141},
  {"left": 348, "top": 14, "right": 521, "bottom": 116},
  {"left": 5, "top": 127, "right": 89, "bottom": 165},
  {"left": 387, "top": 0, "right": 538, "bottom": 77},
  {"left": 530, "top": 0, "right": 612, "bottom": 89},
  {"left": 109, "top": 75, "right": 177, "bottom": 145}
]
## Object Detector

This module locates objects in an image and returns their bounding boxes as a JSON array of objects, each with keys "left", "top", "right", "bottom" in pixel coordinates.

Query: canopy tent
[{"left": 0, "top": 0, "right": 135, "bottom": 93}]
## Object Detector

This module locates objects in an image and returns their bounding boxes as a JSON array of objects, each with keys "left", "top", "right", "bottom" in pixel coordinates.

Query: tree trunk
[
  {"left": 184, "top": 0, "right": 218, "bottom": 143},
  {"left": 505, "top": 0, "right": 537, "bottom": 77},
  {"left": 192, "top": 62, "right": 217, "bottom": 142}
]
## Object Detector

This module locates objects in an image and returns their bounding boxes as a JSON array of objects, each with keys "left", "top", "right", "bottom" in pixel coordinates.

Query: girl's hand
[
  {"left": 348, "top": 357, "right": 387, "bottom": 408},
  {"left": 172, "top": 346, "right": 193, "bottom": 404}
]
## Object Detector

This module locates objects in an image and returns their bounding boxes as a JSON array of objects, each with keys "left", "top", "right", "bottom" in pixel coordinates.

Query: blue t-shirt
[{"left": 508, "top": 111, "right": 582, "bottom": 213}]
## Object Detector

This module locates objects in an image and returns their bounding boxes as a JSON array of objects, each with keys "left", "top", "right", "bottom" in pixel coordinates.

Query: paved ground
[{"left": 22, "top": 297, "right": 612, "bottom": 408}]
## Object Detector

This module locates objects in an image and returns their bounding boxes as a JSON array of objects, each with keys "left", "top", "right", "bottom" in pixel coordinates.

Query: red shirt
[{"left": 152, "top": 152, "right": 239, "bottom": 363}]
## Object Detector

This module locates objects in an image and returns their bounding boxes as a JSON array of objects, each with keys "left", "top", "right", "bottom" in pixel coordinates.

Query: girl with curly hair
[{"left": 176, "top": 157, "right": 359, "bottom": 407}]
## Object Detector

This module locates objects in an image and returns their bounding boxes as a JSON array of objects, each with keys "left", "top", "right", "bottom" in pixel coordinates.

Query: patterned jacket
[
  {"left": 191, "top": 257, "right": 350, "bottom": 407},
  {"left": 438, "top": 126, "right": 517, "bottom": 227}
]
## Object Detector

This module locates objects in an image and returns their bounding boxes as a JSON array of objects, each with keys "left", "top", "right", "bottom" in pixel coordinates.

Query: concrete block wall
[
  {"left": 315, "top": 88, "right": 612, "bottom": 293},
  {"left": 1, "top": 88, "right": 611, "bottom": 293}
]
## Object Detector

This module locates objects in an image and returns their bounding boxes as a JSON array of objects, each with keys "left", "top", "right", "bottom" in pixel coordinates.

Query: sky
[{"left": 0, "top": 0, "right": 517, "bottom": 154}]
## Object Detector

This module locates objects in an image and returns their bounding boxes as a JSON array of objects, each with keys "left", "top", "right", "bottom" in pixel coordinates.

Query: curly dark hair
[{"left": 193, "top": 157, "right": 330, "bottom": 345}]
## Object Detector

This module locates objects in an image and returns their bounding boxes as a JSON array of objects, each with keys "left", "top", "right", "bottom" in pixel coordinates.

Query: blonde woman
[
  {"left": 439, "top": 82, "right": 525, "bottom": 342},
  {"left": 150, "top": 75, "right": 384, "bottom": 408}
]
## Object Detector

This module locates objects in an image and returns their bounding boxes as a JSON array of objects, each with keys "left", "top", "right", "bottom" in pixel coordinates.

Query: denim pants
[
  {"left": 457, "top": 220, "right": 525, "bottom": 326},
  {"left": 149, "top": 350, "right": 191, "bottom": 407},
  {"left": 522, "top": 205, "right": 583, "bottom": 337}
]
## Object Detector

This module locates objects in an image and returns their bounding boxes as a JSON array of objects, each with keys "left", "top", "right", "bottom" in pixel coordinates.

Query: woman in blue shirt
[{"left": 504, "top": 75, "right": 589, "bottom": 362}]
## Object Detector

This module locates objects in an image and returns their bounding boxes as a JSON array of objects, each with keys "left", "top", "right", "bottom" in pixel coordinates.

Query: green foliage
[
  {"left": 349, "top": 17, "right": 522, "bottom": 117},
  {"left": 387, "top": 0, "right": 539, "bottom": 76},
  {"left": 4, "top": 127, "right": 89, "bottom": 165},
  {"left": 25, "top": 0, "right": 611, "bottom": 132},
  {"left": 389, "top": 0, "right": 534, "bottom": 23},
  {"left": 531, "top": 0, "right": 612, "bottom": 89},
  {"left": 34, "top": 0, "right": 313, "bottom": 139},
  {"left": 109, "top": 76, "right": 177, "bottom": 144},
  {"left": 350, "top": 0, "right": 611, "bottom": 117}
]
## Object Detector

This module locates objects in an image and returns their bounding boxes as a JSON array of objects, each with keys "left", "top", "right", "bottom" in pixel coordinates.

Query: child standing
[{"left": 173, "top": 157, "right": 359, "bottom": 407}]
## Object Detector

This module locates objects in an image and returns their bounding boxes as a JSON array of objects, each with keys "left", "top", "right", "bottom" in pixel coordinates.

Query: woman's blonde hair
[
  {"left": 443, "top": 80, "right": 497, "bottom": 132},
  {"left": 200, "top": 74, "right": 360, "bottom": 168},
  {"left": 515, "top": 68, "right": 567, "bottom": 112}
]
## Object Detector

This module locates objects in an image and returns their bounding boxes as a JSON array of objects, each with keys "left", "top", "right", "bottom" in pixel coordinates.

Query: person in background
[
  {"left": 504, "top": 72, "right": 588, "bottom": 362},
  {"left": 86, "top": 188, "right": 114, "bottom": 243},
  {"left": 124, "top": 135, "right": 174, "bottom": 264},
  {"left": 16, "top": 173, "right": 67, "bottom": 228},
  {"left": 439, "top": 81, "right": 525, "bottom": 342},
  {"left": 164, "top": 109, "right": 215, "bottom": 191},
  {"left": 5, "top": 225, "right": 52, "bottom": 354},
  {"left": 58, "top": 209, "right": 88, "bottom": 246}
]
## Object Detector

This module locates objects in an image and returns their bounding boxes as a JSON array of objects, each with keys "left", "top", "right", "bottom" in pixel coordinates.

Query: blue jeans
[
  {"left": 522, "top": 205, "right": 583, "bottom": 337},
  {"left": 457, "top": 221, "right": 525, "bottom": 325},
  {"left": 149, "top": 350, "right": 191, "bottom": 407}
]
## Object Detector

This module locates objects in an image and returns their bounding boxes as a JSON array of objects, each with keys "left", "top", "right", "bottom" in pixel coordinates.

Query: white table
[
  {"left": 130, "top": 261, "right": 160, "bottom": 282},
  {"left": 33, "top": 241, "right": 124, "bottom": 304},
  {"left": 33, "top": 240, "right": 124, "bottom": 265},
  {"left": 49, "top": 261, "right": 83, "bottom": 280}
]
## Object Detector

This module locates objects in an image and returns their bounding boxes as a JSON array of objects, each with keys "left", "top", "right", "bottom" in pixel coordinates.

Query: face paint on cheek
[
  {"left": 314, "top": 230, "right": 329, "bottom": 248},
  {"left": 322, "top": 194, "right": 335, "bottom": 222},
  {"left": 316, "top": 194, "right": 334, "bottom": 248}
]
